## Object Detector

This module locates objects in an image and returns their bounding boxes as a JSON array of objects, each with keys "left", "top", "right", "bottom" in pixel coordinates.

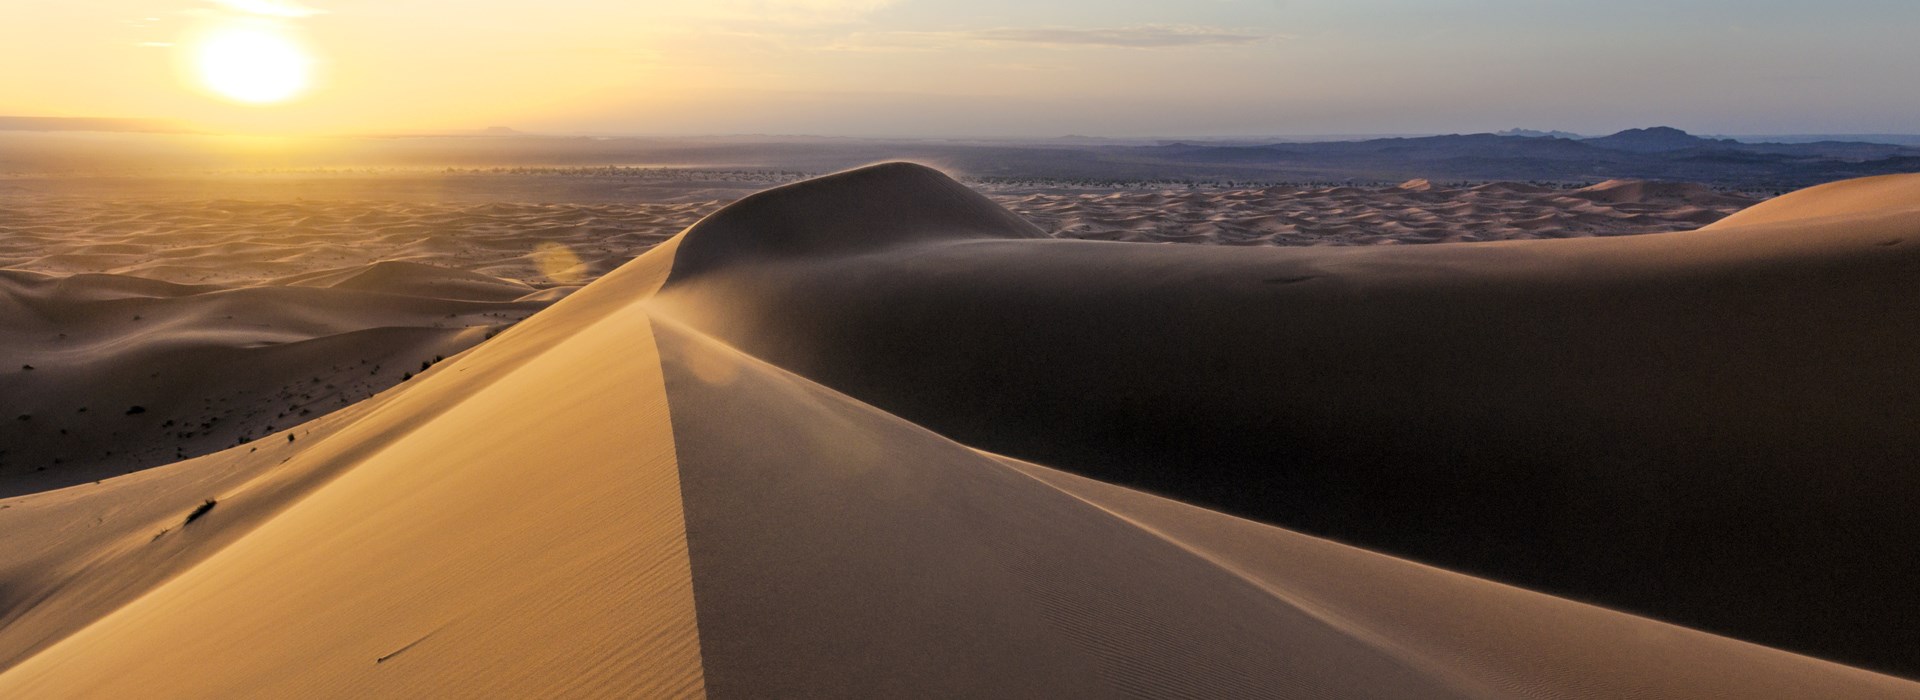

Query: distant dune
[{"left": 1, "top": 164, "right": 1917, "bottom": 696}]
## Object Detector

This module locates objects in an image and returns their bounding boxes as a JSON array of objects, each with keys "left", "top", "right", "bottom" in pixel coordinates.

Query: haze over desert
[{"left": 5, "top": 0, "right": 1920, "bottom": 697}]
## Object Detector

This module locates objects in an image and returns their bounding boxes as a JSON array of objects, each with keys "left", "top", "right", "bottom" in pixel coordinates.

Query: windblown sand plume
[{"left": 0, "top": 164, "right": 1916, "bottom": 697}]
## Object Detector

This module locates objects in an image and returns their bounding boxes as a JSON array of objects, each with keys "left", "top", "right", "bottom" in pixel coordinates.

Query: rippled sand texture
[
  {"left": 0, "top": 197, "right": 717, "bottom": 287},
  {"left": 1017, "top": 179, "right": 1755, "bottom": 245},
  {"left": 0, "top": 178, "right": 1751, "bottom": 288}
]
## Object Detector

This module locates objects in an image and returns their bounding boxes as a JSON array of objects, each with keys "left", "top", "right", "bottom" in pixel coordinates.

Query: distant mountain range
[
  {"left": 2, "top": 119, "right": 1915, "bottom": 189},
  {"left": 1106, "top": 127, "right": 1920, "bottom": 189},
  {"left": 1496, "top": 128, "right": 1585, "bottom": 140}
]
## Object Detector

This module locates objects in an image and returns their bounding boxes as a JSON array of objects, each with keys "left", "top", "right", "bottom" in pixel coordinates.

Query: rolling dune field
[{"left": 2, "top": 166, "right": 1915, "bottom": 697}]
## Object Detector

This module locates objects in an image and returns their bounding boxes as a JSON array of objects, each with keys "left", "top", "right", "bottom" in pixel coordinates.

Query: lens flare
[{"left": 532, "top": 242, "right": 586, "bottom": 285}]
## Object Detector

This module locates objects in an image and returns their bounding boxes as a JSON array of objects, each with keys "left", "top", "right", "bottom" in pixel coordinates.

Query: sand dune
[
  {"left": 1707, "top": 171, "right": 1920, "bottom": 228},
  {"left": 653, "top": 164, "right": 1920, "bottom": 677},
  {"left": 0, "top": 265, "right": 551, "bottom": 492},
  {"left": 0, "top": 174, "right": 1744, "bottom": 489},
  {"left": 1564, "top": 178, "right": 1750, "bottom": 205},
  {"left": 1009, "top": 179, "right": 1752, "bottom": 245},
  {"left": 1, "top": 164, "right": 1916, "bottom": 696}
]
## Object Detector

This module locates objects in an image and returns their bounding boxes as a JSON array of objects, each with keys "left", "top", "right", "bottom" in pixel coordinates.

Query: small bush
[{"left": 185, "top": 499, "right": 217, "bottom": 525}]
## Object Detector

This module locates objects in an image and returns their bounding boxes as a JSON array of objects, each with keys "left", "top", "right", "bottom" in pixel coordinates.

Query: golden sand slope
[
  {"left": 0, "top": 165, "right": 1914, "bottom": 697},
  {"left": 0, "top": 245, "right": 701, "bottom": 696},
  {"left": 1707, "top": 171, "right": 1920, "bottom": 228}
]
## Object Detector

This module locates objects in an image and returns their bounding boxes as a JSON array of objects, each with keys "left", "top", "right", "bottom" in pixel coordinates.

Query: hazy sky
[{"left": 5, "top": 0, "right": 1918, "bottom": 137}]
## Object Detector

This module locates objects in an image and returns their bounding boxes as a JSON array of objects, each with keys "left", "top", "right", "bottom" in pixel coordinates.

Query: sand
[
  {"left": 0, "top": 195, "right": 702, "bottom": 285},
  {"left": 0, "top": 178, "right": 1749, "bottom": 285},
  {"left": 1010, "top": 177, "right": 1752, "bottom": 244},
  {"left": 0, "top": 164, "right": 1915, "bottom": 696},
  {"left": 1, "top": 176, "right": 1749, "bottom": 488},
  {"left": 655, "top": 164, "right": 1920, "bottom": 677},
  {"left": 0, "top": 265, "right": 553, "bottom": 492}
]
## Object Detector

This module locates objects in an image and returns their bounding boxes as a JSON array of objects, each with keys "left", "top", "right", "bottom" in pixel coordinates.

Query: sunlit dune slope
[
  {"left": 1706, "top": 171, "right": 1920, "bottom": 228},
  {"left": 0, "top": 241, "right": 699, "bottom": 696},
  {"left": 0, "top": 164, "right": 1915, "bottom": 697}
]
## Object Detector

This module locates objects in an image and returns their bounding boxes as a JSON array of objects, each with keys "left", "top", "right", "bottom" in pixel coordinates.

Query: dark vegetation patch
[{"left": 184, "top": 498, "right": 217, "bottom": 525}]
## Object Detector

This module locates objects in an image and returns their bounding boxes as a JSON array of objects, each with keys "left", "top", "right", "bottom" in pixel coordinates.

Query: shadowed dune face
[
  {"left": 0, "top": 266, "right": 553, "bottom": 492},
  {"left": 653, "top": 162, "right": 1920, "bottom": 676},
  {"left": 1, "top": 163, "right": 1917, "bottom": 696},
  {"left": 664, "top": 163, "right": 1048, "bottom": 280}
]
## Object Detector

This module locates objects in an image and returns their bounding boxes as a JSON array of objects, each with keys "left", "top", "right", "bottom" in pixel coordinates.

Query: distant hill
[
  {"left": 1729, "top": 134, "right": 1920, "bottom": 147},
  {"left": 1497, "top": 128, "right": 1585, "bottom": 139},
  {"left": 1088, "top": 127, "right": 1920, "bottom": 189},
  {"left": 1581, "top": 126, "right": 1737, "bottom": 153}
]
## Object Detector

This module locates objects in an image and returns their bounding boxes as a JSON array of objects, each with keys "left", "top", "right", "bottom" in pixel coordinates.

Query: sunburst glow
[{"left": 194, "top": 25, "right": 312, "bottom": 104}]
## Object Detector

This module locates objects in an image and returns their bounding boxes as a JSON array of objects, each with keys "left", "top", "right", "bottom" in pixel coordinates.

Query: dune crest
[
  {"left": 667, "top": 162, "right": 1046, "bottom": 281},
  {"left": 1706, "top": 171, "right": 1920, "bottom": 228}
]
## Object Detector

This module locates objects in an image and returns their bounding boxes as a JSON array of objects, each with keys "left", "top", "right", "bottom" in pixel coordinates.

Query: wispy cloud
[
  {"left": 965, "top": 25, "right": 1272, "bottom": 48},
  {"left": 701, "top": 0, "right": 896, "bottom": 25},
  {"left": 761, "top": 0, "right": 894, "bottom": 14},
  {"left": 207, "top": 0, "right": 325, "bottom": 19},
  {"left": 827, "top": 25, "right": 1275, "bottom": 52}
]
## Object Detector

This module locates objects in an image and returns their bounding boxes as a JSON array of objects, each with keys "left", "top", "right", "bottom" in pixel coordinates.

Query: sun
[{"left": 194, "top": 25, "right": 312, "bottom": 104}]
